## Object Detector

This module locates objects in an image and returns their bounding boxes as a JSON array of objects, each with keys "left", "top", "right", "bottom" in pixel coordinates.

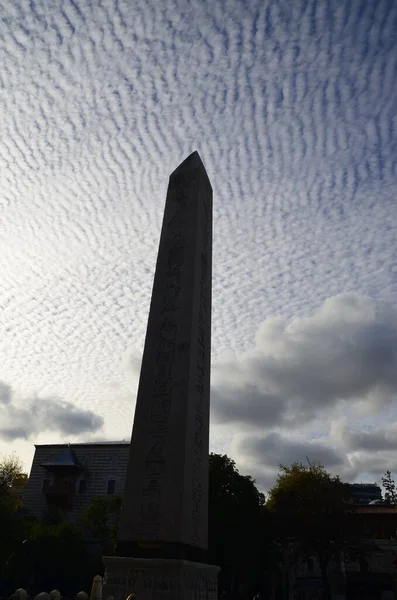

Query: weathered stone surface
[
  {"left": 117, "top": 152, "right": 212, "bottom": 558},
  {"left": 102, "top": 557, "right": 219, "bottom": 600}
]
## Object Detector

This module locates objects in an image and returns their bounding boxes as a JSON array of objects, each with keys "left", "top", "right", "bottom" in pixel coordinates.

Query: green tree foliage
[
  {"left": 0, "top": 495, "right": 31, "bottom": 581},
  {"left": 0, "top": 454, "right": 31, "bottom": 587},
  {"left": 267, "top": 459, "right": 376, "bottom": 600},
  {"left": 41, "top": 504, "right": 64, "bottom": 527},
  {"left": 208, "top": 453, "right": 275, "bottom": 592},
  {"left": 381, "top": 471, "right": 397, "bottom": 505},
  {"left": 267, "top": 459, "right": 351, "bottom": 513},
  {"left": 0, "top": 454, "right": 28, "bottom": 505},
  {"left": 7, "top": 521, "right": 88, "bottom": 594},
  {"left": 78, "top": 495, "right": 122, "bottom": 555}
]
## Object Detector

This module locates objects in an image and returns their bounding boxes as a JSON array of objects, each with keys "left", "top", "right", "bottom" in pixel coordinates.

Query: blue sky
[{"left": 1, "top": 0, "right": 397, "bottom": 491}]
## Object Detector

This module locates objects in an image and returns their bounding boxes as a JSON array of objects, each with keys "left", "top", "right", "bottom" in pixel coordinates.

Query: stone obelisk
[{"left": 103, "top": 152, "right": 219, "bottom": 600}]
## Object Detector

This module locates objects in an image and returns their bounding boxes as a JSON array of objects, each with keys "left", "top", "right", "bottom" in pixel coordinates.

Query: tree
[
  {"left": 267, "top": 459, "right": 372, "bottom": 600},
  {"left": 7, "top": 521, "right": 89, "bottom": 595},
  {"left": 208, "top": 454, "right": 275, "bottom": 595},
  {"left": 0, "top": 493, "right": 32, "bottom": 583},
  {"left": 0, "top": 454, "right": 31, "bottom": 590},
  {"left": 0, "top": 454, "right": 28, "bottom": 504},
  {"left": 381, "top": 471, "right": 397, "bottom": 506},
  {"left": 78, "top": 495, "right": 122, "bottom": 555}
]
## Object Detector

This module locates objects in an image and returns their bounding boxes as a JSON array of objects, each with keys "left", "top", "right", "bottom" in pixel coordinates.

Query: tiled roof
[{"left": 40, "top": 447, "right": 83, "bottom": 468}]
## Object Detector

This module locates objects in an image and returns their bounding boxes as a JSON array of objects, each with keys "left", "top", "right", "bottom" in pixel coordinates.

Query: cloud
[
  {"left": 0, "top": 382, "right": 104, "bottom": 442},
  {"left": 0, "top": 0, "right": 397, "bottom": 480},
  {"left": 234, "top": 431, "right": 345, "bottom": 470},
  {"left": 230, "top": 420, "right": 397, "bottom": 493},
  {"left": 210, "top": 293, "right": 397, "bottom": 490},
  {"left": 0, "top": 382, "right": 12, "bottom": 405},
  {"left": 331, "top": 419, "right": 397, "bottom": 453},
  {"left": 212, "top": 293, "right": 397, "bottom": 430},
  {"left": 230, "top": 431, "right": 348, "bottom": 491}
]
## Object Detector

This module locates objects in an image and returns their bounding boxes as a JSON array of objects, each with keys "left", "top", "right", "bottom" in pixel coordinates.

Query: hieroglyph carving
[
  {"left": 139, "top": 196, "right": 187, "bottom": 537},
  {"left": 192, "top": 197, "right": 210, "bottom": 545}
]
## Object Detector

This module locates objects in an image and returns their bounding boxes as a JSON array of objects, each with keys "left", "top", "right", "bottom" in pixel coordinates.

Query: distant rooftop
[
  {"left": 40, "top": 447, "right": 82, "bottom": 469},
  {"left": 348, "top": 483, "right": 380, "bottom": 488},
  {"left": 357, "top": 506, "right": 397, "bottom": 514},
  {"left": 35, "top": 440, "right": 129, "bottom": 448}
]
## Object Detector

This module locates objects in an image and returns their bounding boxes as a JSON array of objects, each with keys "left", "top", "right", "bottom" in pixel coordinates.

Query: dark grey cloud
[
  {"left": 212, "top": 294, "right": 397, "bottom": 431},
  {"left": 236, "top": 432, "right": 345, "bottom": 470},
  {"left": 0, "top": 382, "right": 12, "bottom": 405},
  {"left": 0, "top": 427, "right": 29, "bottom": 441},
  {"left": 231, "top": 423, "right": 397, "bottom": 492},
  {"left": 0, "top": 381, "right": 104, "bottom": 442},
  {"left": 212, "top": 386, "right": 283, "bottom": 429},
  {"left": 29, "top": 398, "right": 104, "bottom": 437},
  {"left": 332, "top": 420, "right": 397, "bottom": 453},
  {"left": 210, "top": 293, "right": 397, "bottom": 489}
]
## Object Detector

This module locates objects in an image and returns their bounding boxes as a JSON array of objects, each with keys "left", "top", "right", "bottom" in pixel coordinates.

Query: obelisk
[{"left": 103, "top": 152, "right": 219, "bottom": 600}]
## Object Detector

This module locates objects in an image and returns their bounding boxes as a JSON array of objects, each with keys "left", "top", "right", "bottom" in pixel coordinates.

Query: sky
[{"left": 1, "top": 0, "right": 397, "bottom": 493}]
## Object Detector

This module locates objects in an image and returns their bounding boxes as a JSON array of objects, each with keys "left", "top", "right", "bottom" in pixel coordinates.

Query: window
[
  {"left": 107, "top": 479, "right": 116, "bottom": 495},
  {"left": 307, "top": 558, "right": 314, "bottom": 572},
  {"left": 78, "top": 479, "right": 87, "bottom": 494},
  {"left": 83, "top": 455, "right": 91, "bottom": 467},
  {"left": 42, "top": 479, "right": 50, "bottom": 492}
]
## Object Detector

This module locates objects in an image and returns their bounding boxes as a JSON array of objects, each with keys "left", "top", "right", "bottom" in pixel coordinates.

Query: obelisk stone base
[{"left": 102, "top": 556, "right": 220, "bottom": 600}]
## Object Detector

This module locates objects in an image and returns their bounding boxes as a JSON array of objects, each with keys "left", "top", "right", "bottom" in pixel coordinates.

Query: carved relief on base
[{"left": 102, "top": 557, "right": 219, "bottom": 600}]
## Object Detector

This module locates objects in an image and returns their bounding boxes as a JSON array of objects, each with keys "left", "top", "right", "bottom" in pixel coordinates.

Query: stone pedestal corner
[{"left": 102, "top": 556, "right": 220, "bottom": 600}]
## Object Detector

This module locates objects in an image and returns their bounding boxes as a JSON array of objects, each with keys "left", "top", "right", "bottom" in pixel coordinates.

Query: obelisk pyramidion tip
[{"left": 170, "top": 151, "right": 206, "bottom": 178}]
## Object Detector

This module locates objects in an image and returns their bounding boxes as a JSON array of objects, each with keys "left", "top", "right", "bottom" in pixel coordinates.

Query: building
[
  {"left": 348, "top": 483, "right": 382, "bottom": 505},
  {"left": 24, "top": 442, "right": 129, "bottom": 522},
  {"left": 287, "top": 505, "right": 397, "bottom": 600}
]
